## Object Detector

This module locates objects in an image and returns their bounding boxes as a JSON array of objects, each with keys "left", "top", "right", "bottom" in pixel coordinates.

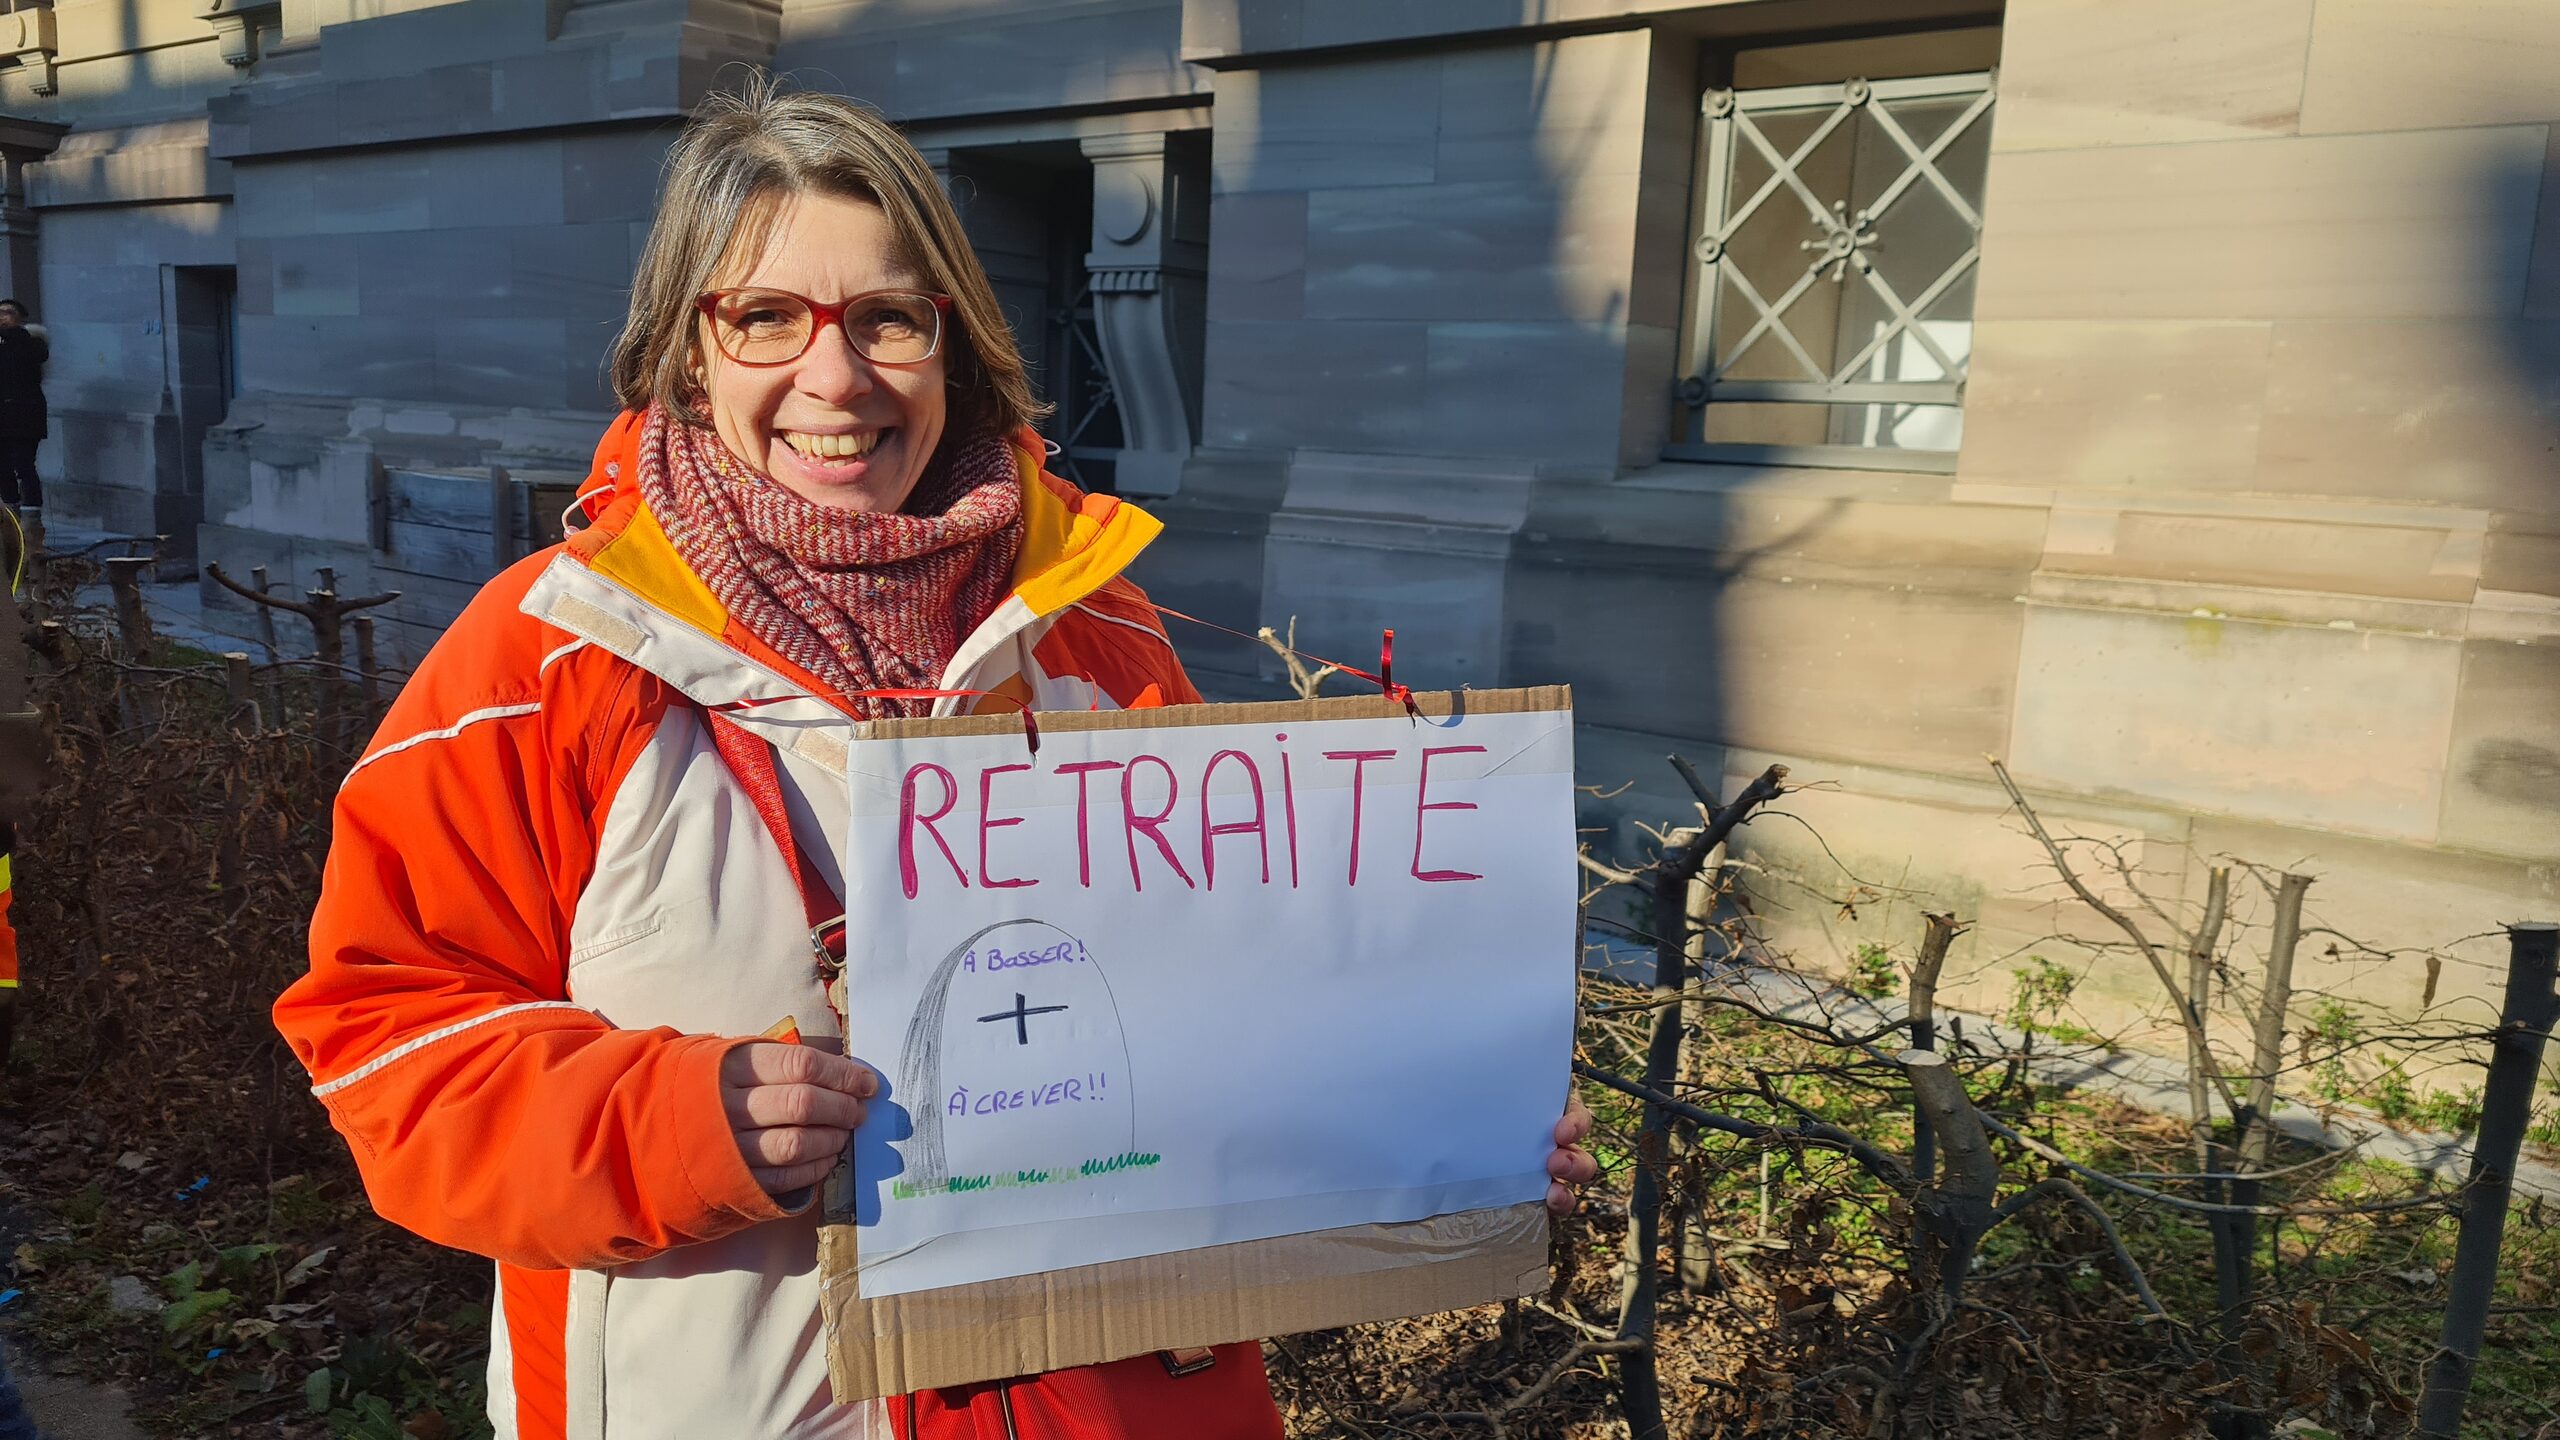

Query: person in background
[
  {"left": 0, "top": 301, "right": 45, "bottom": 521},
  {"left": 274, "top": 77, "right": 1597, "bottom": 1440}
]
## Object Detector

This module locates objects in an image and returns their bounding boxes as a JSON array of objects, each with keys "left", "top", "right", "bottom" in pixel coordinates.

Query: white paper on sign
[{"left": 835, "top": 705, "right": 1578, "bottom": 1299}]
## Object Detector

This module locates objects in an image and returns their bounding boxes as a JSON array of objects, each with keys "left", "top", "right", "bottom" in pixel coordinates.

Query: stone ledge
[
  {"left": 209, "top": 61, "right": 688, "bottom": 159},
  {"left": 205, "top": 0, "right": 721, "bottom": 163},
  {"left": 1180, "top": 0, "right": 1991, "bottom": 67},
  {"left": 2021, "top": 571, "right": 2560, "bottom": 642},
  {"left": 1518, "top": 461, "right": 2044, "bottom": 597},
  {"left": 30, "top": 120, "right": 230, "bottom": 208},
  {"left": 1951, "top": 479, "right": 2505, "bottom": 536}
]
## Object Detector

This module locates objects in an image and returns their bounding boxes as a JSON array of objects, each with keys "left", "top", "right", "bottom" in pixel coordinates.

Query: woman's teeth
[{"left": 783, "top": 431, "right": 881, "bottom": 459}]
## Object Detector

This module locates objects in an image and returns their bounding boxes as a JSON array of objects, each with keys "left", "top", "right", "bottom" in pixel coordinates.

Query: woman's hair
[{"left": 607, "top": 76, "right": 1046, "bottom": 444}]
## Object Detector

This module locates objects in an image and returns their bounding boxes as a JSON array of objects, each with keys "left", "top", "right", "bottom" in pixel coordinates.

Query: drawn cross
[{"left": 977, "top": 992, "right": 1069, "bottom": 1046}]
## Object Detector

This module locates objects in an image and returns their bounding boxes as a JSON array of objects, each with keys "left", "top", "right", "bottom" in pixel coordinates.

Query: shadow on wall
[{"left": 2448, "top": 140, "right": 2560, "bottom": 858}]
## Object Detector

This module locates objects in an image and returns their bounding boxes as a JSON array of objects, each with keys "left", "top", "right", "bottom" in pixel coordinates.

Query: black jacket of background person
[{"left": 0, "top": 324, "right": 47, "bottom": 441}]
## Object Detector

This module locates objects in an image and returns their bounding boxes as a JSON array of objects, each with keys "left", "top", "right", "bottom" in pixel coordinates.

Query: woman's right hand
[{"left": 720, "top": 1043, "right": 876, "bottom": 1195}]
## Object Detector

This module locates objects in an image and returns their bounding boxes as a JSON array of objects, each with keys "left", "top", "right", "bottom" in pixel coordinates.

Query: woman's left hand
[{"left": 1545, "top": 1094, "right": 1599, "bottom": 1217}]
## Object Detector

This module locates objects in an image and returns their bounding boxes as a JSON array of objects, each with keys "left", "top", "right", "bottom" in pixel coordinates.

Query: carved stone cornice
[
  {"left": 0, "top": 3, "right": 55, "bottom": 97},
  {"left": 1077, "top": 131, "right": 1209, "bottom": 496},
  {"left": 1088, "top": 266, "right": 1163, "bottom": 296},
  {"left": 198, "top": 0, "right": 284, "bottom": 67},
  {"left": 0, "top": 111, "right": 67, "bottom": 171}
]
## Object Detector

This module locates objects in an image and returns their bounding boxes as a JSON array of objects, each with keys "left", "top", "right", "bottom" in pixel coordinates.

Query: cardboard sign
[{"left": 818, "top": 688, "right": 1577, "bottom": 1399}]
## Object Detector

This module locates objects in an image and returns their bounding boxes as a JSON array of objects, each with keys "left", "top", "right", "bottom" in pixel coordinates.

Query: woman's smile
[
  {"left": 779, "top": 429, "right": 883, "bottom": 460},
  {"left": 772, "top": 424, "right": 898, "bottom": 492}
]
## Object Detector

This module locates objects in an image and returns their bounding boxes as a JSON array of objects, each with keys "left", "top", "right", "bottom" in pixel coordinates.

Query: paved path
[{"left": 3, "top": 1340, "right": 147, "bottom": 1440}]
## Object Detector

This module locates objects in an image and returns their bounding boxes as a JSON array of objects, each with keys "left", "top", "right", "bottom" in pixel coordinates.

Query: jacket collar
[{"left": 521, "top": 411, "right": 1164, "bottom": 725}]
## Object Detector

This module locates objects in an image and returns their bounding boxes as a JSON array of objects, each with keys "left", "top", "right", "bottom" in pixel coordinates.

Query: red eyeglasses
[{"left": 693, "top": 288, "right": 954, "bottom": 367}]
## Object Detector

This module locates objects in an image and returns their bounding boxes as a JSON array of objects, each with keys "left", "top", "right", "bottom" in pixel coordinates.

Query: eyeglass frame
[{"left": 691, "top": 287, "right": 956, "bottom": 368}]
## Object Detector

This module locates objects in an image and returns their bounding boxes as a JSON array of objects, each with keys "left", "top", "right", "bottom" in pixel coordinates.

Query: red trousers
[{"left": 889, "top": 1345, "right": 1284, "bottom": 1440}]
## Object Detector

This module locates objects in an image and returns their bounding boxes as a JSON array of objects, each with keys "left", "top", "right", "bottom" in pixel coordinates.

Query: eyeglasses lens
[{"left": 710, "top": 292, "right": 941, "bottom": 365}]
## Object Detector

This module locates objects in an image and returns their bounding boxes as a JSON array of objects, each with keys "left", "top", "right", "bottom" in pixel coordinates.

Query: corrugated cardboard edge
[
  {"left": 851, "top": 684, "right": 1573, "bottom": 743},
  {"left": 820, "top": 1202, "right": 1552, "bottom": 1401},
  {"left": 821, "top": 685, "right": 1574, "bottom": 1401}
]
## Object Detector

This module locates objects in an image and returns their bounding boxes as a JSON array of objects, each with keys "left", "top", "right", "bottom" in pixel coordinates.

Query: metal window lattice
[
  {"left": 1045, "top": 277, "right": 1122, "bottom": 488},
  {"left": 1677, "top": 71, "right": 1995, "bottom": 439}
]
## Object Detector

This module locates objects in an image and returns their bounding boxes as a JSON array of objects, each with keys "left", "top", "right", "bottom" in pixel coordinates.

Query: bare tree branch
[{"left": 1988, "top": 756, "right": 2247, "bottom": 1121}]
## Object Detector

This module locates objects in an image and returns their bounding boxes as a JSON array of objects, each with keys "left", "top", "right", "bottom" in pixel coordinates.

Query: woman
[
  {"left": 275, "top": 82, "right": 1596, "bottom": 1440},
  {"left": 0, "top": 299, "right": 46, "bottom": 516}
]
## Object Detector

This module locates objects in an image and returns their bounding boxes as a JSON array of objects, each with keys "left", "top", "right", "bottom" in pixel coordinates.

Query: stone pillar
[
  {"left": 1079, "top": 132, "right": 1207, "bottom": 496},
  {"left": 0, "top": 162, "right": 36, "bottom": 317},
  {"left": 0, "top": 118, "right": 65, "bottom": 316}
]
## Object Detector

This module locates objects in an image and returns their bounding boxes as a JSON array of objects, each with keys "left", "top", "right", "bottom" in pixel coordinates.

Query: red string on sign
[{"left": 1152, "top": 606, "right": 1419, "bottom": 717}]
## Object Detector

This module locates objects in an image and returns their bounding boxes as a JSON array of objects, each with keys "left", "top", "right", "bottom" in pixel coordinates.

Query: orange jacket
[{"left": 277, "top": 418, "right": 1277, "bottom": 1440}]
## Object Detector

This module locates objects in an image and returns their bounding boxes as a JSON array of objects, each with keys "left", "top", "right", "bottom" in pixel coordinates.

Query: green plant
[
  {"left": 266, "top": 1173, "right": 344, "bottom": 1231},
  {"left": 2370, "top": 1067, "right": 2418, "bottom": 1124},
  {"left": 2410, "top": 1084, "right": 2484, "bottom": 1135},
  {"left": 324, "top": 1393, "right": 408, "bottom": 1440},
  {"left": 1847, "top": 941, "right": 1897, "bottom": 1000},
  {"left": 305, "top": 1327, "right": 492, "bottom": 1440},
  {"left": 159, "top": 1255, "right": 240, "bottom": 1342},
  {"left": 2529, "top": 1107, "right": 2560, "bottom": 1151},
  {"left": 2004, "top": 955, "right": 2106, "bottom": 1047},
  {"left": 2309, "top": 999, "right": 2363, "bottom": 1105},
  {"left": 2304, "top": 1002, "right": 2485, "bottom": 1134},
  {"left": 2308, "top": 998, "right": 2362, "bottom": 1048}
]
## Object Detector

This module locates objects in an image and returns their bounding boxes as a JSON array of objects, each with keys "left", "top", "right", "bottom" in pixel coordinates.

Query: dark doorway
[
  {"left": 938, "top": 144, "right": 1122, "bottom": 492},
  {"left": 169, "top": 264, "right": 237, "bottom": 520}
]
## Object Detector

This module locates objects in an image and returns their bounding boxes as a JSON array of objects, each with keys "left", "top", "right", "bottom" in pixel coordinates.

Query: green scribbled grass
[{"left": 890, "top": 1151, "right": 1163, "bottom": 1200}]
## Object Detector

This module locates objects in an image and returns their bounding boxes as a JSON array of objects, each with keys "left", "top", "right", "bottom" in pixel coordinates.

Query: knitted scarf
[{"left": 634, "top": 404, "right": 1025, "bottom": 717}]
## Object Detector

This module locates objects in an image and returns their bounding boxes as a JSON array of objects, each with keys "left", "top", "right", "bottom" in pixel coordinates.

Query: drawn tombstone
[{"left": 897, "top": 919, "right": 1139, "bottom": 1192}]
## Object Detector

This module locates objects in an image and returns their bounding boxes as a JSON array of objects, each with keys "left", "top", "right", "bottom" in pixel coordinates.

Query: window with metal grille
[{"left": 1671, "top": 62, "right": 1996, "bottom": 473}]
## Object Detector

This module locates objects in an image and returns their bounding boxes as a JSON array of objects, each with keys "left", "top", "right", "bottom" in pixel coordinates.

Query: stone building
[{"left": 2, "top": 0, "right": 2555, "bottom": 1035}]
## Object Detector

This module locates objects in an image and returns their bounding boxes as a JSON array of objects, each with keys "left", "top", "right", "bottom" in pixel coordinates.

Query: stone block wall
[
  {"left": 779, "top": 0, "right": 1196, "bottom": 122},
  {"left": 1160, "top": 27, "right": 1677, "bottom": 700},
  {"left": 199, "top": 115, "right": 664, "bottom": 652},
  {"left": 230, "top": 139, "right": 641, "bottom": 414},
  {"left": 38, "top": 198, "right": 236, "bottom": 536},
  {"left": 0, "top": 3, "right": 246, "bottom": 535},
  {"left": 186, "top": 3, "right": 716, "bottom": 653}
]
